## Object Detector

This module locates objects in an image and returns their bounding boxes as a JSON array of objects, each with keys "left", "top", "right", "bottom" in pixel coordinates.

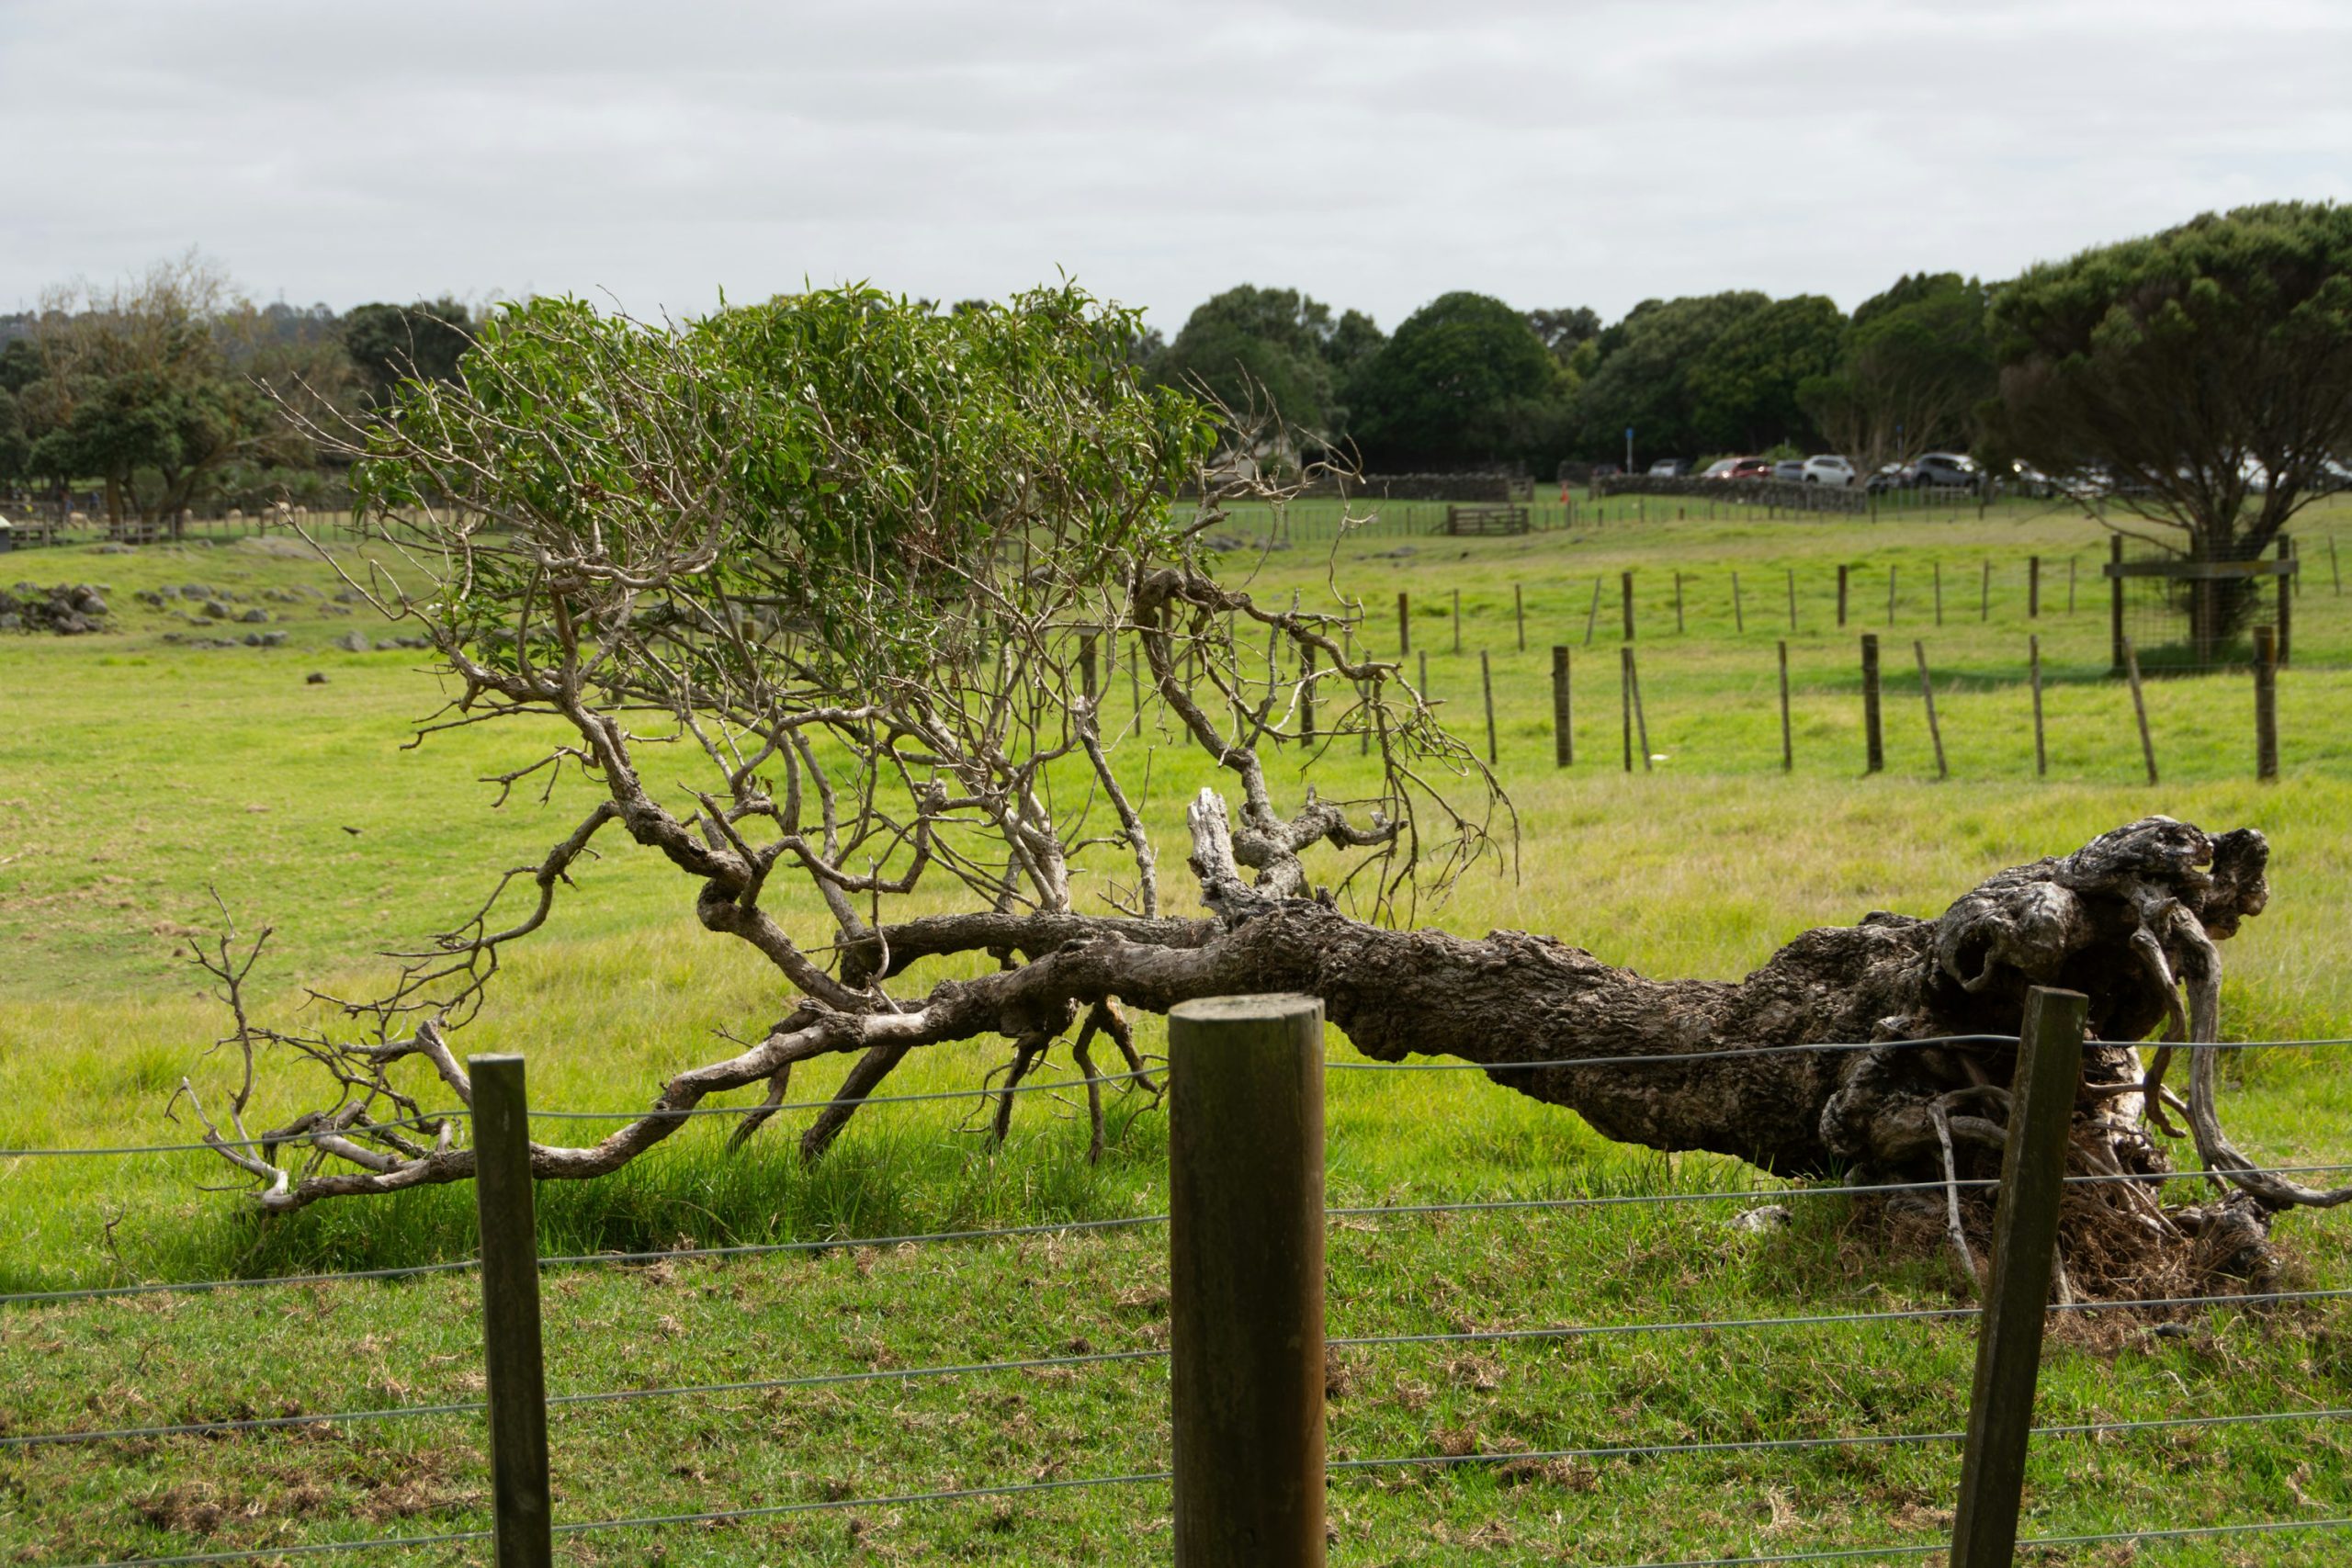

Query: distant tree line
[
  {"left": 0, "top": 254, "right": 478, "bottom": 524},
  {"left": 1139, "top": 273, "right": 1996, "bottom": 477}
]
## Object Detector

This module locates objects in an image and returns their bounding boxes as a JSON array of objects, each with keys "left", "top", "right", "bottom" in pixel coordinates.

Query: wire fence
[{"left": 10, "top": 1027, "right": 2351, "bottom": 1566}]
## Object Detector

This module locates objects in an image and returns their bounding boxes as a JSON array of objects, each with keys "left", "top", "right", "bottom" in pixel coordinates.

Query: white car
[{"left": 1800, "top": 455, "right": 1856, "bottom": 488}]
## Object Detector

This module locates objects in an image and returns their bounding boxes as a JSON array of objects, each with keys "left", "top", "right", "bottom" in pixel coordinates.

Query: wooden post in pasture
[
  {"left": 1886, "top": 564, "right": 1897, "bottom": 626},
  {"left": 2109, "top": 537, "right": 2127, "bottom": 674},
  {"left": 1583, "top": 575, "right": 1603, "bottom": 647},
  {"left": 1915, "top": 641, "right": 1949, "bottom": 780},
  {"left": 1130, "top": 641, "right": 1144, "bottom": 716},
  {"left": 1860, "top": 634, "right": 1884, "bottom": 774},
  {"left": 2028, "top": 556, "right": 2041, "bottom": 619},
  {"left": 1079, "top": 631, "right": 1099, "bottom": 704},
  {"left": 471, "top": 1055, "right": 555, "bottom": 1568},
  {"left": 2277, "top": 536, "right": 2294, "bottom": 663},
  {"left": 1551, "top": 647, "right": 1573, "bottom": 767},
  {"left": 1837, "top": 563, "right": 1849, "bottom": 627},
  {"left": 1786, "top": 568, "right": 1798, "bottom": 631},
  {"left": 1418, "top": 650, "right": 1428, "bottom": 697},
  {"left": 1480, "top": 651, "right": 1498, "bottom": 765},
  {"left": 2122, "top": 637, "right": 2158, "bottom": 784},
  {"left": 1733, "top": 570, "right": 1746, "bottom": 633},
  {"left": 2030, "top": 636, "right": 2047, "bottom": 779},
  {"left": 1299, "top": 644, "right": 1316, "bottom": 742},
  {"left": 1979, "top": 559, "right": 1991, "bottom": 621},
  {"left": 1168, "top": 994, "right": 1327, "bottom": 1568},
  {"left": 1514, "top": 584, "right": 1526, "bottom": 652},
  {"left": 2254, "top": 625, "right": 2278, "bottom": 782},
  {"left": 2067, "top": 556, "right": 2077, "bottom": 615},
  {"left": 1947, "top": 986, "right": 2089, "bottom": 1568},
  {"left": 1673, "top": 570, "right": 1686, "bottom": 633},
  {"left": 1452, "top": 589, "right": 1462, "bottom": 655},
  {"left": 2329, "top": 536, "right": 2341, "bottom": 596},
  {"left": 1934, "top": 560, "right": 1945, "bottom": 626},
  {"left": 1621, "top": 571, "right": 1636, "bottom": 641},
  {"left": 1619, "top": 649, "right": 1634, "bottom": 773},
  {"left": 1397, "top": 592, "right": 1410, "bottom": 658},
  {"left": 1777, "top": 640, "right": 1792, "bottom": 773},
  {"left": 1625, "top": 648, "right": 1652, "bottom": 771}
]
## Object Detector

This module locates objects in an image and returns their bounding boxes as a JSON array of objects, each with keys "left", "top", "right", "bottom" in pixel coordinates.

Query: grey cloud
[{"left": 2, "top": 0, "right": 2346, "bottom": 327}]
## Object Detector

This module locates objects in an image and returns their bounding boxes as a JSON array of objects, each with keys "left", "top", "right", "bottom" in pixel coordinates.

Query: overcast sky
[{"left": 5, "top": 0, "right": 2346, "bottom": 333}]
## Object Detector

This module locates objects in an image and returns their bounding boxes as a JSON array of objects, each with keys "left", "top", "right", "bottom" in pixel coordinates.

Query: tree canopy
[
  {"left": 1566, "top": 291, "right": 1770, "bottom": 461},
  {"left": 1148, "top": 285, "right": 1378, "bottom": 443},
  {"left": 1989, "top": 201, "right": 2352, "bottom": 642},
  {"left": 341, "top": 299, "right": 478, "bottom": 404},
  {"left": 1686, "top": 294, "right": 1844, "bottom": 454},
  {"left": 1344, "top": 291, "right": 1567, "bottom": 471},
  {"left": 1798, "top": 273, "right": 1994, "bottom": 479}
]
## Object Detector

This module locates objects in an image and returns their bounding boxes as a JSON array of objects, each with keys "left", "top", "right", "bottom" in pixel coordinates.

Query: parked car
[
  {"left": 1646, "top": 457, "right": 1690, "bottom": 478},
  {"left": 2007, "top": 461, "right": 2056, "bottom": 499},
  {"left": 1864, "top": 463, "right": 1916, "bottom": 493},
  {"left": 1800, "top": 455, "right": 1856, "bottom": 488},
  {"left": 1770, "top": 459, "right": 1806, "bottom": 483},
  {"left": 1590, "top": 463, "right": 1623, "bottom": 479},
  {"left": 1718, "top": 457, "right": 1774, "bottom": 480},
  {"left": 1914, "top": 452, "right": 1980, "bottom": 488}
]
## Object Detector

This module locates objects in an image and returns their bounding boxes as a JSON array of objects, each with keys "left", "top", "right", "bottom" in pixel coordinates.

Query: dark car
[
  {"left": 1705, "top": 457, "right": 1773, "bottom": 481},
  {"left": 1770, "top": 459, "right": 1806, "bottom": 483},
  {"left": 1646, "top": 457, "right": 1690, "bottom": 478},
  {"left": 1914, "top": 452, "right": 1980, "bottom": 489}
]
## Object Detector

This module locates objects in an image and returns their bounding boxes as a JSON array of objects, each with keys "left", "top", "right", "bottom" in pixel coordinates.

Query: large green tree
[
  {"left": 1686, "top": 294, "right": 1845, "bottom": 454},
  {"left": 14, "top": 255, "right": 352, "bottom": 525},
  {"left": 1989, "top": 201, "right": 2352, "bottom": 651},
  {"left": 1568, "top": 292, "right": 1770, "bottom": 462},
  {"left": 1344, "top": 291, "right": 1567, "bottom": 470},
  {"left": 341, "top": 299, "right": 478, "bottom": 404},
  {"left": 1148, "top": 285, "right": 1377, "bottom": 445},
  {"left": 1797, "top": 274, "right": 1995, "bottom": 480}
]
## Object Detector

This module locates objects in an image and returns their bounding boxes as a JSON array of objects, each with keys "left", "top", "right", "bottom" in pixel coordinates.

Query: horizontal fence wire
[
  {"left": 14, "top": 1284, "right": 2349, "bottom": 1450},
  {"left": 12, "top": 1035, "right": 2347, "bottom": 1157},
  {"left": 0, "top": 1067, "right": 1160, "bottom": 1157},
  {"left": 13, "top": 1160, "right": 2352, "bottom": 1310},
  {"left": 1599, "top": 1515, "right": 2352, "bottom": 1568},
  {"left": 17, "top": 1284, "right": 2352, "bottom": 1452}
]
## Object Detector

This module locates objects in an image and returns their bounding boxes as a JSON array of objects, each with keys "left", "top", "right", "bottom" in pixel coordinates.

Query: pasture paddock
[{"left": 1, "top": 500, "right": 2349, "bottom": 1562}]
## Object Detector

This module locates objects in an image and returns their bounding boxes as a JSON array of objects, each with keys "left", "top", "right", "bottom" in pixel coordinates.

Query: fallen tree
[{"left": 184, "top": 286, "right": 2342, "bottom": 1292}]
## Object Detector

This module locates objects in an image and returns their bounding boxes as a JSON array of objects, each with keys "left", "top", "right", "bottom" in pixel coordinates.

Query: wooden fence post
[
  {"left": 2030, "top": 635, "right": 2046, "bottom": 779},
  {"left": 1914, "top": 641, "right": 1948, "bottom": 780},
  {"left": 1620, "top": 649, "right": 1634, "bottom": 773},
  {"left": 1627, "top": 649, "right": 1651, "bottom": 771},
  {"left": 2109, "top": 537, "right": 2126, "bottom": 673},
  {"left": 1552, "top": 646, "right": 1572, "bottom": 767},
  {"left": 2329, "top": 535, "right": 2341, "bottom": 596},
  {"left": 1785, "top": 568, "right": 1797, "bottom": 632},
  {"left": 1837, "top": 563, "right": 1849, "bottom": 627},
  {"left": 1886, "top": 564, "right": 1897, "bottom": 626},
  {"left": 2254, "top": 625, "right": 2278, "bottom": 782},
  {"left": 1777, "top": 640, "right": 1792, "bottom": 773},
  {"left": 1514, "top": 583, "right": 1526, "bottom": 652},
  {"left": 1079, "top": 632, "right": 1098, "bottom": 704},
  {"left": 2028, "top": 556, "right": 2041, "bottom": 619},
  {"left": 1980, "top": 559, "right": 1991, "bottom": 621},
  {"left": 1621, "top": 571, "right": 1635, "bottom": 641},
  {"left": 1935, "top": 560, "right": 1944, "bottom": 626},
  {"left": 471, "top": 1055, "right": 554, "bottom": 1568},
  {"left": 1452, "top": 589, "right": 1462, "bottom": 655},
  {"left": 1674, "top": 570, "right": 1686, "bottom": 634},
  {"left": 2122, "top": 637, "right": 2158, "bottom": 784},
  {"left": 1733, "top": 570, "right": 1746, "bottom": 633},
  {"left": 2277, "top": 536, "right": 2293, "bottom": 664},
  {"left": 1861, "top": 634, "right": 1883, "bottom": 774},
  {"left": 1299, "top": 643, "right": 1316, "bottom": 742},
  {"left": 1418, "top": 650, "right": 1428, "bottom": 696},
  {"left": 1170, "top": 995, "right": 1327, "bottom": 1568},
  {"left": 1480, "top": 650, "right": 1497, "bottom": 765},
  {"left": 1948, "top": 986, "right": 2089, "bottom": 1568},
  {"left": 1397, "top": 592, "right": 1410, "bottom": 658},
  {"left": 1584, "top": 575, "right": 1603, "bottom": 647}
]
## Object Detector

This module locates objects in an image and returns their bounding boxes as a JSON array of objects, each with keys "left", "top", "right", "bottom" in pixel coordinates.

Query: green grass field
[{"left": 3, "top": 498, "right": 2350, "bottom": 1562}]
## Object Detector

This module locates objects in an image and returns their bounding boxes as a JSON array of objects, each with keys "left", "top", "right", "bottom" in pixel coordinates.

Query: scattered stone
[
  {"left": 179, "top": 584, "right": 209, "bottom": 600},
  {"left": 1728, "top": 1205, "right": 1792, "bottom": 1234},
  {"left": 306, "top": 671, "right": 328, "bottom": 684},
  {"left": 333, "top": 589, "right": 360, "bottom": 604},
  {"left": 238, "top": 607, "right": 268, "bottom": 624},
  {"left": 201, "top": 600, "right": 231, "bottom": 620},
  {"left": 0, "top": 582, "right": 115, "bottom": 636},
  {"left": 92, "top": 542, "right": 134, "bottom": 555},
  {"left": 334, "top": 630, "right": 371, "bottom": 652}
]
